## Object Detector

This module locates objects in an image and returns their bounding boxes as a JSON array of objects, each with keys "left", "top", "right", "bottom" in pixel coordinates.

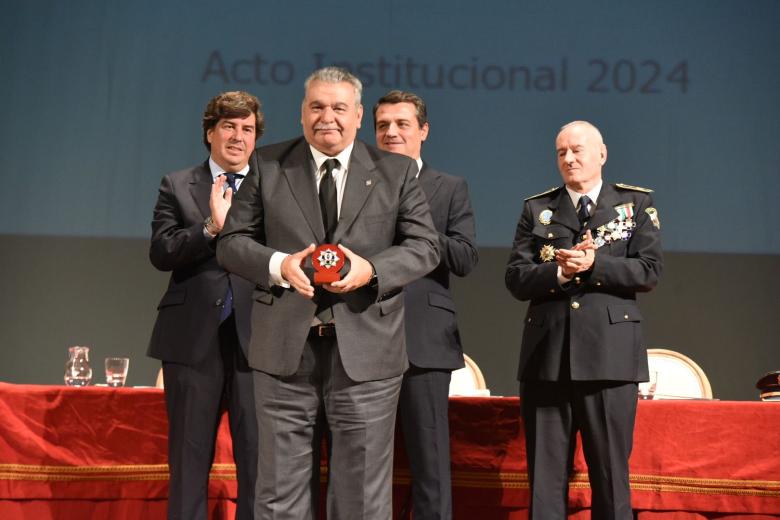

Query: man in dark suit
[
  {"left": 374, "top": 90, "right": 478, "bottom": 520},
  {"left": 505, "top": 121, "right": 663, "bottom": 519},
  {"left": 217, "top": 68, "right": 439, "bottom": 520},
  {"left": 148, "top": 91, "right": 262, "bottom": 520}
]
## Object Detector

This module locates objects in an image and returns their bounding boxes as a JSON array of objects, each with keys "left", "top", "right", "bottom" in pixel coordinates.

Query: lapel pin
[{"left": 365, "top": 180, "right": 372, "bottom": 186}]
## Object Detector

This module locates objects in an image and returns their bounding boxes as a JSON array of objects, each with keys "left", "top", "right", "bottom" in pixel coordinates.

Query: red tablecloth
[
  {"left": 1, "top": 383, "right": 778, "bottom": 519},
  {"left": 444, "top": 396, "right": 780, "bottom": 519}
]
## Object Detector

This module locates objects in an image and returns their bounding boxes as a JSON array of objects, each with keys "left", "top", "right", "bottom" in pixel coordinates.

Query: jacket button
[
  {"left": 624, "top": 314, "right": 629, "bottom": 320},
  {"left": 571, "top": 301, "right": 580, "bottom": 310},
  {"left": 549, "top": 288, "right": 556, "bottom": 294},
  {"left": 215, "top": 298, "right": 224, "bottom": 307}
]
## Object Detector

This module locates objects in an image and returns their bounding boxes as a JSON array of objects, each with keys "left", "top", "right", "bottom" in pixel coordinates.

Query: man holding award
[{"left": 217, "top": 66, "right": 439, "bottom": 519}]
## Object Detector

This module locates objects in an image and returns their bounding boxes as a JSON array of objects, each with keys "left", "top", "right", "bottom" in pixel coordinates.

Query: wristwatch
[
  {"left": 204, "top": 216, "right": 219, "bottom": 236},
  {"left": 368, "top": 266, "right": 378, "bottom": 289}
]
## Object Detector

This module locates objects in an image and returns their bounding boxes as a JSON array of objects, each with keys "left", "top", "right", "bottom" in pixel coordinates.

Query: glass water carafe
[{"left": 64, "top": 346, "right": 92, "bottom": 386}]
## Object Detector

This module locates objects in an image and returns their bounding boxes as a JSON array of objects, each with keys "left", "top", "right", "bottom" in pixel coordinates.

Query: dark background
[
  {"left": 1, "top": 237, "right": 775, "bottom": 400},
  {"left": 1, "top": 1, "right": 778, "bottom": 399}
]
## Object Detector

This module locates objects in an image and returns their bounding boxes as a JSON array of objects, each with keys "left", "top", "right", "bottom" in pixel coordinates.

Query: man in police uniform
[{"left": 505, "top": 121, "right": 663, "bottom": 519}]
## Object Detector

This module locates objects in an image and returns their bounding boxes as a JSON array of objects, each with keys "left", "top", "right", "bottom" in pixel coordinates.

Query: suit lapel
[
  {"left": 549, "top": 187, "right": 580, "bottom": 232},
  {"left": 333, "top": 141, "right": 376, "bottom": 243},
  {"left": 281, "top": 143, "right": 325, "bottom": 241},
  {"left": 587, "top": 183, "right": 621, "bottom": 232},
  {"left": 188, "top": 161, "right": 212, "bottom": 219},
  {"left": 419, "top": 164, "right": 442, "bottom": 202}
]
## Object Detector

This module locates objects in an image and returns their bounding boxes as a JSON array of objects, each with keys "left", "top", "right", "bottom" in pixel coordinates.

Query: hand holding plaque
[{"left": 311, "top": 244, "right": 349, "bottom": 285}]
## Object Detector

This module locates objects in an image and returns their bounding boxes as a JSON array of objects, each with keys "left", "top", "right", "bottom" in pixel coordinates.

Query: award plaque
[{"left": 311, "top": 244, "right": 345, "bottom": 285}]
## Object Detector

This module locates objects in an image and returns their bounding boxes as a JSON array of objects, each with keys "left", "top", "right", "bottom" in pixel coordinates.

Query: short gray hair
[
  {"left": 559, "top": 120, "right": 604, "bottom": 144},
  {"left": 304, "top": 66, "right": 363, "bottom": 108}
]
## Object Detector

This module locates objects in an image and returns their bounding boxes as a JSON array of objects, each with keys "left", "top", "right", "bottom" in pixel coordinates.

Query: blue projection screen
[{"left": 1, "top": 0, "right": 778, "bottom": 253}]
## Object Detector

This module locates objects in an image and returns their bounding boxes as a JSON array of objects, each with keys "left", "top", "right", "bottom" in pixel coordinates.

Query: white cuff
[
  {"left": 269, "top": 251, "right": 290, "bottom": 288},
  {"left": 557, "top": 266, "right": 573, "bottom": 285}
]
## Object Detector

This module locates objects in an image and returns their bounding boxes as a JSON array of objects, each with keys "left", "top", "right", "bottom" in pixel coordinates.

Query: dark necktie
[
  {"left": 319, "top": 159, "right": 339, "bottom": 242},
  {"left": 577, "top": 195, "right": 591, "bottom": 224},
  {"left": 575, "top": 195, "right": 591, "bottom": 245},
  {"left": 316, "top": 159, "right": 339, "bottom": 323},
  {"left": 219, "top": 172, "right": 244, "bottom": 323},
  {"left": 224, "top": 172, "right": 244, "bottom": 194}
]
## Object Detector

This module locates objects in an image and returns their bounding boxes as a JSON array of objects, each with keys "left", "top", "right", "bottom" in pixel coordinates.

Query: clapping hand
[{"left": 555, "top": 230, "right": 596, "bottom": 277}]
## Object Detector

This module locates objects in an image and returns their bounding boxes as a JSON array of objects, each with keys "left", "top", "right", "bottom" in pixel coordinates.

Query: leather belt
[{"left": 309, "top": 323, "right": 336, "bottom": 338}]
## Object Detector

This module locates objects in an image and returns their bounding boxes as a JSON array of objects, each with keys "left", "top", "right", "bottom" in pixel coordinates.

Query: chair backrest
[
  {"left": 449, "top": 354, "right": 490, "bottom": 396},
  {"left": 647, "top": 348, "right": 713, "bottom": 399}
]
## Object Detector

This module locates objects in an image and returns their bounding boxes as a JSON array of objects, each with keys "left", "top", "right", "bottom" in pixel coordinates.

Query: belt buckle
[{"left": 313, "top": 324, "right": 334, "bottom": 337}]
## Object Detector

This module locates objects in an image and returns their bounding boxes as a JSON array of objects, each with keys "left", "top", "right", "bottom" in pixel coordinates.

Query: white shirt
[
  {"left": 565, "top": 180, "right": 602, "bottom": 216},
  {"left": 309, "top": 142, "right": 354, "bottom": 219},
  {"left": 203, "top": 158, "right": 250, "bottom": 238},
  {"left": 268, "top": 143, "right": 355, "bottom": 287},
  {"left": 209, "top": 157, "right": 249, "bottom": 191}
]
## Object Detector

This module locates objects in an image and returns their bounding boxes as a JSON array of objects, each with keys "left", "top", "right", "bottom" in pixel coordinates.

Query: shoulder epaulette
[
  {"left": 614, "top": 183, "right": 653, "bottom": 193},
  {"left": 525, "top": 186, "right": 562, "bottom": 201}
]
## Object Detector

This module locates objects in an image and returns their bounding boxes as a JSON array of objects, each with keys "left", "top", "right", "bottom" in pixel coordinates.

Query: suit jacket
[
  {"left": 217, "top": 137, "right": 440, "bottom": 382},
  {"left": 147, "top": 162, "right": 254, "bottom": 365},
  {"left": 505, "top": 182, "right": 663, "bottom": 382},
  {"left": 403, "top": 164, "right": 478, "bottom": 370}
]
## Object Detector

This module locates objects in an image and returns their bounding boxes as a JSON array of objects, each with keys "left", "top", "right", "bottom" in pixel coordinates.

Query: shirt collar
[
  {"left": 415, "top": 157, "right": 423, "bottom": 178},
  {"left": 208, "top": 157, "right": 250, "bottom": 181},
  {"left": 309, "top": 142, "right": 355, "bottom": 174},
  {"left": 566, "top": 179, "right": 603, "bottom": 208}
]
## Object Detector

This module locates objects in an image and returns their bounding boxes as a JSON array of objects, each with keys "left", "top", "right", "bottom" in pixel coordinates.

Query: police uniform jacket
[{"left": 505, "top": 182, "right": 663, "bottom": 382}]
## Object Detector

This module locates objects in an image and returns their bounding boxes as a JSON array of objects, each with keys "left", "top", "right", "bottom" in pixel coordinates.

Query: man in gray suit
[
  {"left": 374, "top": 90, "right": 478, "bottom": 520},
  {"left": 505, "top": 121, "right": 663, "bottom": 519},
  {"left": 217, "top": 67, "right": 439, "bottom": 520}
]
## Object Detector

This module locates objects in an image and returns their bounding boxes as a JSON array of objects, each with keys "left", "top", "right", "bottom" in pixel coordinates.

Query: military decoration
[
  {"left": 645, "top": 207, "right": 660, "bottom": 229},
  {"left": 539, "top": 244, "right": 555, "bottom": 263},
  {"left": 593, "top": 203, "right": 637, "bottom": 248},
  {"left": 614, "top": 203, "right": 635, "bottom": 220},
  {"left": 538, "top": 209, "right": 553, "bottom": 225}
]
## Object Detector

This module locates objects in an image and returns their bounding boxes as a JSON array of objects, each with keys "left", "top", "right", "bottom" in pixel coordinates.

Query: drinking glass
[{"left": 105, "top": 357, "right": 130, "bottom": 387}]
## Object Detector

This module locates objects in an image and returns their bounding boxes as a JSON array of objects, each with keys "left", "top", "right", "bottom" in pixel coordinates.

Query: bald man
[{"left": 505, "top": 121, "right": 663, "bottom": 519}]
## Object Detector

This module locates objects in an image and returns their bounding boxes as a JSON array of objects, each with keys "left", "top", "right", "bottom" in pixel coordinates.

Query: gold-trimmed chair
[{"left": 646, "top": 348, "right": 713, "bottom": 399}]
